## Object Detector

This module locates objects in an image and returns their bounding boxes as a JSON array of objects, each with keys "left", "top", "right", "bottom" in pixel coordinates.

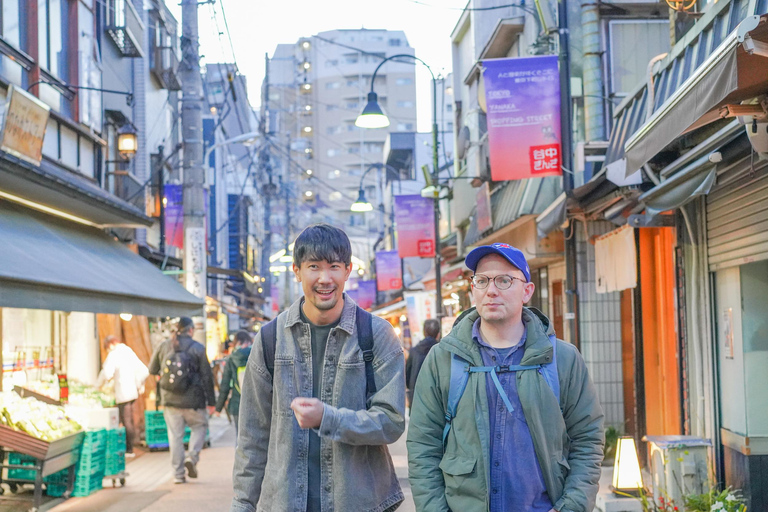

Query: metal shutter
[{"left": 706, "top": 158, "right": 768, "bottom": 271}]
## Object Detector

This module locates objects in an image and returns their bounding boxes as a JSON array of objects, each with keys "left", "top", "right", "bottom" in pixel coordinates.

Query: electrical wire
[{"left": 405, "top": 0, "right": 537, "bottom": 15}]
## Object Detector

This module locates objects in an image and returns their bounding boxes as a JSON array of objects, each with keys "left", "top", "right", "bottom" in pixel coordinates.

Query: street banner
[
  {"left": 164, "top": 184, "right": 184, "bottom": 249},
  {"left": 482, "top": 56, "right": 562, "bottom": 181},
  {"left": 356, "top": 280, "right": 377, "bottom": 310},
  {"left": 375, "top": 250, "right": 402, "bottom": 291},
  {"left": 0, "top": 85, "right": 50, "bottom": 166},
  {"left": 476, "top": 182, "right": 493, "bottom": 233},
  {"left": 394, "top": 195, "right": 435, "bottom": 258},
  {"left": 404, "top": 291, "right": 437, "bottom": 346}
]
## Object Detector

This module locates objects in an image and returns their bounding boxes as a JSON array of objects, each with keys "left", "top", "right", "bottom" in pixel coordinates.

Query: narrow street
[{"left": 36, "top": 416, "right": 415, "bottom": 512}]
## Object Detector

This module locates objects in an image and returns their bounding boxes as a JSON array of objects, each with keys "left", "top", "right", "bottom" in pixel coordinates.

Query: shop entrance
[{"left": 638, "top": 227, "right": 682, "bottom": 436}]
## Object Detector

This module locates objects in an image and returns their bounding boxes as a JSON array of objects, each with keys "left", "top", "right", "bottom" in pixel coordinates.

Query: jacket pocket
[
  {"left": 440, "top": 455, "right": 478, "bottom": 505},
  {"left": 273, "top": 357, "right": 296, "bottom": 417},
  {"left": 439, "top": 455, "right": 476, "bottom": 475},
  {"left": 553, "top": 455, "right": 570, "bottom": 488}
]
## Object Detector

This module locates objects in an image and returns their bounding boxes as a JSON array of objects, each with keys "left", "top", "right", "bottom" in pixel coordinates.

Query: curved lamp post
[
  {"left": 355, "top": 54, "right": 443, "bottom": 317},
  {"left": 204, "top": 131, "right": 260, "bottom": 165}
]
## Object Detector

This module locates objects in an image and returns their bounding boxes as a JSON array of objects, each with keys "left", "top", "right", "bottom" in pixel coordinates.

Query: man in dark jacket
[
  {"left": 405, "top": 318, "right": 441, "bottom": 411},
  {"left": 149, "top": 317, "right": 216, "bottom": 484},
  {"left": 214, "top": 330, "right": 252, "bottom": 438}
]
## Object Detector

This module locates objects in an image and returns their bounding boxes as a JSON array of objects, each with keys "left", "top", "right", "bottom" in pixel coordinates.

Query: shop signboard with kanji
[
  {"left": 394, "top": 195, "right": 435, "bottom": 259},
  {"left": 482, "top": 56, "right": 562, "bottom": 181},
  {"left": 375, "top": 250, "right": 402, "bottom": 291}
]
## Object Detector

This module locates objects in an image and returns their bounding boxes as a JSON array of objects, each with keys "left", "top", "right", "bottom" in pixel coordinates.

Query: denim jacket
[{"left": 231, "top": 295, "right": 406, "bottom": 512}]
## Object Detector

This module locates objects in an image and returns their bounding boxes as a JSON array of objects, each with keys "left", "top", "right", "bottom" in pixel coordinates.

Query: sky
[{"left": 168, "top": 0, "right": 469, "bottom": 132}]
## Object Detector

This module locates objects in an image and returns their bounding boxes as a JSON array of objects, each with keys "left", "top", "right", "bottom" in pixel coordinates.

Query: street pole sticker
[{"left": 185, "top": 226, "right": 207, "bottom": 298}]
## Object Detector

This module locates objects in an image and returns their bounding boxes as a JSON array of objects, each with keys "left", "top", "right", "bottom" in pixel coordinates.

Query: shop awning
[
  {"left": 624, "top": 15, "right": 768, "bottom": 176},
  {"left": 371, "top": 299, "right": 406, "bottom": 317},
  {"left": 0, "top": 200, "right": 204, "bottom": 317}
]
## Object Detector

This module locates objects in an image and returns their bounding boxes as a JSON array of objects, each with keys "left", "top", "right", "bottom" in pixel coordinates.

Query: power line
[{"left": 405, "top": 0, "right": 537, "bottom": 14}]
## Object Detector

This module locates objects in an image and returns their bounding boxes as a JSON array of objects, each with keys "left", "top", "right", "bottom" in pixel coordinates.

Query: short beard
[{"left": 312, "top": 297, "right": 338, "bottom": 311}]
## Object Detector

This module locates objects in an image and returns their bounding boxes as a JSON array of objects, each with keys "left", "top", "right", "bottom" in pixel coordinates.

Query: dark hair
[
  {"left": 177, "top": 317, "right": 194, "bottom": 333},
  {"left": 293, "top": 223, "right": 352, "bottom": 267},
  {"left": 234, "top": 330, "right": 252, "bottom": 346},
  {"left": 424, "top": 318, "right": 441, "bottom": 339}
]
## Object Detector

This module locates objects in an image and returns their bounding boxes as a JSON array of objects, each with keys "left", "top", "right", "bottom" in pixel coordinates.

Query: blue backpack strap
[
  {"left": 356, "top": 307, "right": 376, "bottom": 404},
  {"left": 541, "top": 334, "right": 560, "bottom": 404},
  {"left": 443, "top": 354, "right": 471, "bottom": 449},
  {"left": 261, "top": 319, "right": 278, "bottom": 379},
  {"left": 468, "top": 364, "right": 541, "bottom": 414}
]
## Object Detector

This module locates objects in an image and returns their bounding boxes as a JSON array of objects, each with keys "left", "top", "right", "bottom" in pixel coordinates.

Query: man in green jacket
[
  {"left": 214, "top": 330, "right": 252, "bottom": 438},
  {"left": 407, "top": 243, "right": 604, "bottom": 512}
]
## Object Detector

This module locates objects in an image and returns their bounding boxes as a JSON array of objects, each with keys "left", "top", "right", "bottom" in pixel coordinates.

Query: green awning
[{"left": 0, "top": 199, "right": 204, "bottom": 317}]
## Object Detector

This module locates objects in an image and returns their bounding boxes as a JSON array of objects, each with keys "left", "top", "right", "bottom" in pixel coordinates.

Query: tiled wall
[{"left": 576, "top": 220, "right": 625, "bottom": 430}]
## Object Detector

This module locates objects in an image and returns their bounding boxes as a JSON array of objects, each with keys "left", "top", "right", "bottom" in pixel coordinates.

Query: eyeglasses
[{"left": 471, "top": 273, "right": 526, "bottom": 290}]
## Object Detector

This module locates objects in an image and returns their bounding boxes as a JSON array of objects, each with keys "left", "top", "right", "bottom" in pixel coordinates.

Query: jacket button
[
  {"left": 325, "top": 485, "right": 331, "bottom": 492},
  {"left": 328, "top": 355, "right": 334, "bottom": 362},
  {"left": 326, "top": 387, "right": 332, "bottom": 393}
]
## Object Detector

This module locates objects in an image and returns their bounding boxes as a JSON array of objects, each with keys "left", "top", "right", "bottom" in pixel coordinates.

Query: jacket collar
[
  {"left": 441, "top": 307, "right": 555, "bottom": 366},
  {"left": 284, "top": 293, "right": 358, "bottom": 335}
]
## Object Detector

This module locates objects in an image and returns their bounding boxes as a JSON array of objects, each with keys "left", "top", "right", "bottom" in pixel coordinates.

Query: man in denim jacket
[{"left": 231, "top": 224, "right": 406, "bottom": 512}]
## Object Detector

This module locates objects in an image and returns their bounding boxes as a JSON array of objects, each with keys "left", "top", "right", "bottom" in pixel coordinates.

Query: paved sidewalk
[{"left": 41, "top": 415, "right": 417, "bottom": 512}]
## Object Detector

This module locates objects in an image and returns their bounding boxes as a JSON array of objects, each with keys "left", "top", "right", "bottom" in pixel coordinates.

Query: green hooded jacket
[
  {"left": 406, "top": 308, "right": 604, "bottom": 512},
  {"left": 216, "top": 346, "right": 251, "bottom": 416}
]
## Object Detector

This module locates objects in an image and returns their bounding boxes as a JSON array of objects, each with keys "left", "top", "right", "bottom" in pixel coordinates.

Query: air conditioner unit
[{"left": 644, "top": 436, "right": 712, "bottom": 511}]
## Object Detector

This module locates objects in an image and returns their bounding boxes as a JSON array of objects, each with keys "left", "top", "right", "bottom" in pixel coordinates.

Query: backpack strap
[
  {"left": 261, "top": 319, "right": 278, "bottom": 379},
  {"left": 356, "top": 307, "right": 376, "bottom": 404},
  {"left": 542, "top": 334, "right": 561, "bottom": 404},
  {"left": 443, "top": 354, "right": 471, "bottom": 450}
]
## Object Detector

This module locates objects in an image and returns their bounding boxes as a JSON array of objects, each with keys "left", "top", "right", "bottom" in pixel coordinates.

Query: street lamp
[
  {"left": 351, "top": 188, "right": 373, "bottom": 212},
  {"left": 355, "top": 54, "right": 443, "bottom": 318},
  {"left": 203, "top": 131, "right": 260, "bottom": 165},
  {"left": 117, "top": 123, "right": 138, "bottom": 159}
]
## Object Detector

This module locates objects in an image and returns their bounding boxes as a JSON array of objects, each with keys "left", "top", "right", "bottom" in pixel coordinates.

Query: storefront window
[
  {"left": 0, "top": 0, "right": 27, "bottom": 87},
  {"left": 1, "top": 308, "right": 55, "bottom": 391}
]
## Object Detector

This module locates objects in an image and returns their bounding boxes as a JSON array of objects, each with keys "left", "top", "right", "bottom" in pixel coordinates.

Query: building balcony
[
  {"left": 106, "top": 0, "right": 145, "bottom": 58},
  {"left": 151, "top": 46, "right": 182, "bottom": 91}
]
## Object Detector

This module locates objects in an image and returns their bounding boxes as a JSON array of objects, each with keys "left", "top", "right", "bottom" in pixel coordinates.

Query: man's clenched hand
[{"left": 291, "top": 397, "right": 324, "bottom": 429}]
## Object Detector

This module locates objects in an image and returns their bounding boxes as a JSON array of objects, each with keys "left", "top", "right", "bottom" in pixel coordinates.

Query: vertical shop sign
[
  {"left": 476, "top": 182, "right": 493, "bottom": 234},
  {"left": 483, "top": 56, "right": 562, "bottom": 181},
  {"left": 404, "top": 291, "right": 437, "bottom": 346},
  {"left": 0, "top": 85, "right": 50, "bottom": 165},
  {"left": 375, "top": 250, "right": 403, "bottom": 291},
  {"left": 723, "top": 308, "right": 734, "bottom": 360},
  {"left": 184, "top": 227, "right": 206, "bottom": 298},
  {"left": 394, "top": 195, "right": 435, "bottom": 258},
  {"left": 356, "top": 280, "right": 377, "bottom": 310}
]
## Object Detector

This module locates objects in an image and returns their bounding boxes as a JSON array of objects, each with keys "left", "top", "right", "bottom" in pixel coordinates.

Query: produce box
[
  {"left": 105, "top": 450, "right": 125, "bottom": 476},
  {"left": 65, "top": 405, "right": 119, "bottom": 430},
  {"left": 7, "top": 452, "right": 37, "bottom": 481},
  {"left": 105, "top": 427, "right": 126, "bottom": 475}
]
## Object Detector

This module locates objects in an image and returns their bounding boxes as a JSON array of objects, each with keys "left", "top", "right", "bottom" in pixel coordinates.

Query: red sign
[
  {"left": 530, "top": 144, "right": 561, "bottom": 174},
  {"left": 375, "top": 251, "right": 403, "bottom": 291},
  {"left": 58, "top": 374, "right": 69, "bottom": 404},
  {"left": 394, "top": 195, "right": 436, "bottom": 259}
]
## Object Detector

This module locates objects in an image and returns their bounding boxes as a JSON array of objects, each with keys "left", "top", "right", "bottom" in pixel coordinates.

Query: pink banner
[
  {"left": 476, "top": 183, "right": 493, "bottom": 234},
  {"left": 375, "top": 250, "right": 402, "bottom": 291},
  {"left": 357, "top": 280, "right": 376, "bottom": 310},
  {"left": 483, "top": 56, "right": 562, "bottom": 181},
  {"left": 394, "top": 195, "right": 435, "bottom": 258}
]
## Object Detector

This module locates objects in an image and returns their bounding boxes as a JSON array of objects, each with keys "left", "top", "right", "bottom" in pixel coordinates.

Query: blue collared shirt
[{"left": 472, "top": 318, "right": 552, "bottom": 512}]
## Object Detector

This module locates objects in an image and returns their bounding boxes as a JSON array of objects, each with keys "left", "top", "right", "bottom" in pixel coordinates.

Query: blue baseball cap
[{"left": 465, "top": 243, "right": 531, "bottom": 282}]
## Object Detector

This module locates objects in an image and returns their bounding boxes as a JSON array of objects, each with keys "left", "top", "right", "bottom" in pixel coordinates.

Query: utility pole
[
  {"left": 259, "top": 54, "right": 275, "bottom": 316},
  {"left": 283, "top": 133, "right": 292, "bottom": 309},
  {"left": 558, "top": 0, "right": 581, "bottom": 349},
  {"left": 181, "top": 0, "right": 207, "bottom": 307}
]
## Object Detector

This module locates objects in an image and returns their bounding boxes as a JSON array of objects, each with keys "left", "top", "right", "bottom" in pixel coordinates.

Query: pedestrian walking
[
  {"left": 148, "top": 317, "right": 216, "bottom": 484},
  {"left": 96, "top": 335, "right": 149, "bottom": 457},
  {"left": 405, "top": 318, "right": 440, "bottom": 412},
  {"left": 214, "top": 330, "right": 253, "bottom": 438},
  {"left": 407, "top": 242, "right": 604, "bottom": 512},
  {"left": 231, "top": 223, "right": 406, "bottom": 512}
]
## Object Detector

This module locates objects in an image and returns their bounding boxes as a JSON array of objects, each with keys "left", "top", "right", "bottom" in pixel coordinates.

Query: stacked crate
[
  {"left": 144, "top": 410, "right": 208, "bottom": 449},
  {"left": 105, "top": 427, "right": 126, "bottom": 476},
  {"left": 47, "top": 429, "right": 106, "bottom": 497}
]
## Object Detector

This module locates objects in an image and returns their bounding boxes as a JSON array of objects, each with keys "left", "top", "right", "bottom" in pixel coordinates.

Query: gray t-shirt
[{"left": 300, "top": 306, "right": 339, "bottom": 512}]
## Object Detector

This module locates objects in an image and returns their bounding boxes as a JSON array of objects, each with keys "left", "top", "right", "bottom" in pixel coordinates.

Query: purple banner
[
  {"left": 356, "top": 280, "right": 377, "bottom": 310},
  {"left": 164, "top": 184, "right": 184, "bottom": 249},
  {"left": 375, "top": 250, "right": 402, "bottom": 291},
  {"left": 483, "top": 56, "right": 561, "bottom": 181},
  {"left": 394, "top": 195, "right": 435, "bottom": 259}
]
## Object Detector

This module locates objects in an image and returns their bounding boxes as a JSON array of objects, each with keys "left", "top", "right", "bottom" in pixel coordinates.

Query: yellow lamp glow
[
  {"left": 119, "top": 313, "right": 133, "bottom": 321},
  {"left": 612, "top": 436, "right": 643, "bottom": 496}
]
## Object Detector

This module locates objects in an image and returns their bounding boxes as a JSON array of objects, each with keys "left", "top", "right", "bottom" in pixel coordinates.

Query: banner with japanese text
[
  {"left": 375, "top": 250, "right": 402, "bottom": 291},
  {"left": 483, "top": 56, "right": 562, "bottom": 181},
  {"left": 394, "top": 195, "right": 435, "bottom": 258}
]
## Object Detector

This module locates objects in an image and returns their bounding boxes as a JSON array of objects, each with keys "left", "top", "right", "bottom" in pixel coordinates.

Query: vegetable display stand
[{"left": 0, "top": 424, "right": 84, "bottom": 512}]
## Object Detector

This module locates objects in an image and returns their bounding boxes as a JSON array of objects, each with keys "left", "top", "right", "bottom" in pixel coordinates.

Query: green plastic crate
[
  {"left": 107, "top": 427, "right": 126, "bottom": 452},
  {"left": 71, "top": 472, "right": 103, "bottom": 497},
  {"left": 105, "top": 451, "right": 125, "bottom": 476},
  {"left": 144, "top": 410, "right": 166, "bottom": 429}
]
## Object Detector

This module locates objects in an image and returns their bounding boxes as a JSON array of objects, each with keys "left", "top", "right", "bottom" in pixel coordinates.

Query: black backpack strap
[
  {"left": 356, "top": 307, "right": 376, "bottom": 403},
  {"left": 261, "top": 319, "right": 278, "bottom": 379}
]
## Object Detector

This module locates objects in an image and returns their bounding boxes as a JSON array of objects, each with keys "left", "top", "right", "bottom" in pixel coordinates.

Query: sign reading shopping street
[
  {"left": 0, "top": 85, "right": 51, "bottom": 166},
  {"left": 394, "top": 195, "right": 436, "bottom": 259},
  {"left": 482, "top": 56, "right": 562, "bottom": 181},
  {"left": 375, "top": 250, "right": 403, "bottom": 291}
]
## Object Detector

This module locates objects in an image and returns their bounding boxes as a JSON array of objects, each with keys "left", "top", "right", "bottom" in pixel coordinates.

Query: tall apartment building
[{"left": 268, "top": 29, "right": 417, "bottom": 250}]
